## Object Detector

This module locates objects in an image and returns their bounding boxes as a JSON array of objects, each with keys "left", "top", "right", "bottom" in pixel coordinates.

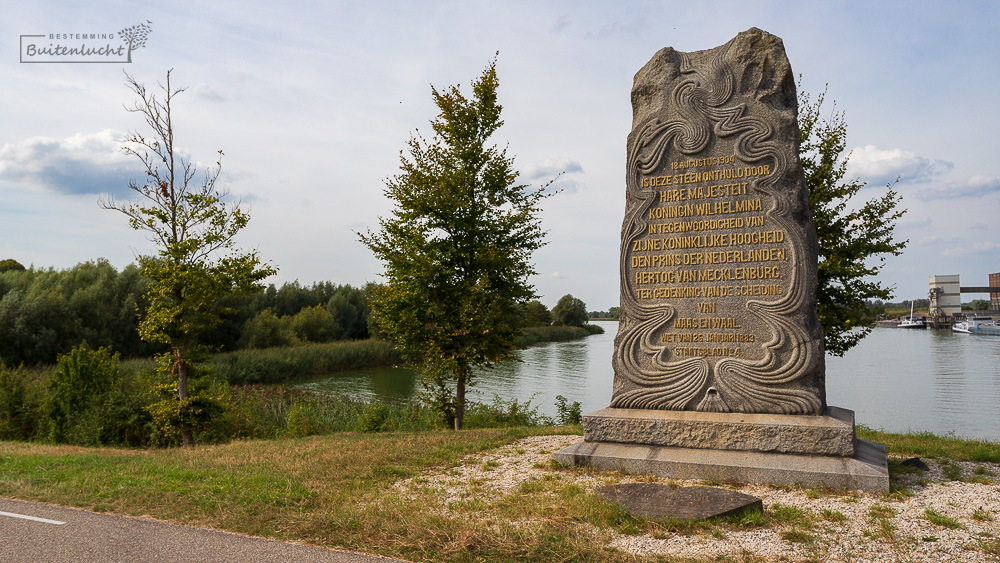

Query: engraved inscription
[{"left": 612, "top": 29, "right": 825, "bottom": 415}]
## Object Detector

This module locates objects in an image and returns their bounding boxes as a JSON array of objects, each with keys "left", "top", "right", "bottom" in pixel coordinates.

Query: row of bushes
[
  {"left": 0, "top": 260, "right": 602, "bottom": 368},
  {"left": 0, "top": 345, "right": 582, "bottom": 448},
  {"left": 0, "top": 260, "right": 373, "bottom": 366},
  {"left": 515, "top": 324, "right": 604, "bottom": 347}
]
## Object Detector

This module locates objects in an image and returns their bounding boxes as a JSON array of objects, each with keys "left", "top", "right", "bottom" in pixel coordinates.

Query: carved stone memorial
[{"left": 554, "top": 28, "right": 889, "bottom": 491}]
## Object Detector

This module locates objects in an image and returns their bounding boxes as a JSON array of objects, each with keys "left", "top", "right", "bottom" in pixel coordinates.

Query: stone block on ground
[{"left": 596, "top": 484, "right": 763, "bottom": 522}]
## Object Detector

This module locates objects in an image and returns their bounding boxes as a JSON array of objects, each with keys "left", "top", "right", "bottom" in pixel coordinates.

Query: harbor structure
[
  {"left": 991, "top": 272, "right": 1000, "bottom": 311},
  {"left": 928, "top": 275, "right": 962, "bottom": 317}
]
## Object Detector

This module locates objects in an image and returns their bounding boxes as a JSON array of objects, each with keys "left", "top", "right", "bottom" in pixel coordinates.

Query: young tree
[
  {"left": 360, "top": 59, "right": 550, "bottom": 430},
  {"left": 970, "top": 299, "right": 990, "bottom": 312},
  {"left": 551, "top": 294, "right": 588, "bottom": 327},
  {"left": 102, "top": 70, "right": 276, "bottom": 446},
  {"left": 799, "top": 85, "right": 907, "bottom": 356},
  {"left": 522, "top": 300, "right": 552, "bottom": 327}
]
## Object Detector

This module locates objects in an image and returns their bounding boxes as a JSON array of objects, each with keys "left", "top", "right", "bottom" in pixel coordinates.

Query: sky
[{"left": 2, "top": 1, "right": 998, "bottom": 311}]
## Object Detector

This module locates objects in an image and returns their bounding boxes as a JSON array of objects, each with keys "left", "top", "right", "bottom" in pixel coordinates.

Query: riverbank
[
  {"left": 104, "top": 325, "right": 608, "bottom": 387},
  {"left": 515, "top": 323, "right": 604, "bottom": 347},
  {"left": 1, "top": 426, "right": 997, "bottom": 562}
]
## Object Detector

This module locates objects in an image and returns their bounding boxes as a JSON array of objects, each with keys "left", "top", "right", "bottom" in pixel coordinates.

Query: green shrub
[
  {"left": 45, "top": 344, "right": 121, "bottom": 443},
  {"left": 0, "top": 364, "right": 41, "bottom": 440},
  {"left": 212, "top": 385, "right": 440, "bottom": 440},
  {"left": 40, "top": 344, "right": 157, "bottom": 447},
  {"left": 289, "top": 305, "right": 339, "bottom": 343},
  {"left": 356, "top": 402, "right": 391, "bottom": 433},
  {"left": 283, "top": 402, "right": 327, "bottom": 437},
  {"left": 238, "top": 309, "right": 298, "bottom": 349},
  {"left": 463, "top": 394, "right": 545, "bottom": 428},
  {"left": 555, "top": 395, "right": 582, "bottom": 425}
]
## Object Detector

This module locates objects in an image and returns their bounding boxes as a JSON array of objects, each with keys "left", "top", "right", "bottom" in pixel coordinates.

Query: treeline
[
  {"left": 0, "top": 259, "right": 372, "bottom": 367},
  {"left": 0, "top": 260, "right": 603, "bottom": 367},
  {"left": 588, "top": 307, "right": 620, "bottom": 320}
]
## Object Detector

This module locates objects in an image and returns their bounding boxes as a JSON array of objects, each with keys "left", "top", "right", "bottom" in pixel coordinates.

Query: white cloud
[
  {"left": 846, "top": 145, "right": 953, "bottom": 185},
  {"left": 0, "top": 130, "right": 134, "bottom": 196},
  {"left": 914, "top": 175, "right": 1000, "bottom": 200},
  {"left": 941, "top": 247, "right": 970, "bottom": 257},
  {"left": 941, "top": 241, "right": 1000, "bottom": 257}
]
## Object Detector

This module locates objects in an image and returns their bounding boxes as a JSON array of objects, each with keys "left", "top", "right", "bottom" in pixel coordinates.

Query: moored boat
[
  {"left": 954, "top": 316, "right": 998, "bottom": 335},
  {"left": 897, "top": 302, "right": 926, "bottom": 329},
  {"left": 968, "top": 318, "right": 1000, "bottom": 336}
]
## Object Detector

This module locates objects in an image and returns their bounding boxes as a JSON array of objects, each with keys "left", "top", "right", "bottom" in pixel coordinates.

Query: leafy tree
[
  {"left": 272, "top": 280, "right": 316, "bottom": 317},
  {"left": 0, "top": 261, "right": 153, "bottom": 365},
  {"left": 326, "top": 284, "right": 370, "bottom": 340},
  {"left": 799, "top": 85, "right": 907, "bottom": 356},
  {"left": 360, "top": 59, "right": 549, "bottom": 430},
  {"left": 289, "top": 304, "right": 338, "bottom": 343},
  {"left": 551, "top": 294, "right": 588, "bottom": 327},
  {"left": 238, "top": 309, "right": 296, "bottom": 349},
  {"left": 970, "top": 299, "right": 990, "bottom": 311},
  {"left": 522, "top": 300, "right": 552, "bottom": 327},
  {"left": 101, "top": 70, "right": 275, "bottom": 446},
  {"left": 0, "top": 259, "right": 25, "bottom": 273},
  {"left": 608, "top": 306, "right": 621, "bottom": 320}
]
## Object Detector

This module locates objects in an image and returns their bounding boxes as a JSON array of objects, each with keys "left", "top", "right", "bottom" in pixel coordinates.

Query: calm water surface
[{"left": 294, "top": 321, "right": 1000, "bottom": 441}]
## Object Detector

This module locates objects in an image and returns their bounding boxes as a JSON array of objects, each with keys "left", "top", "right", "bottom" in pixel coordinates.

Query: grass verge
[
  {"left": 2, "top": 423, "right": 996, "bottom": 561},
  {"left": 0, "top": 427, "right": 599, "bottom": 562},
  {"left": 857, "top": 425, "right": 1000, "bottom": 463}
]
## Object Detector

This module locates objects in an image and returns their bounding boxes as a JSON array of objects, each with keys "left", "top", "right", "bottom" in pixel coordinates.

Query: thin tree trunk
[{"left": 454, "top": 371, "right": 466, "bottom": 431}]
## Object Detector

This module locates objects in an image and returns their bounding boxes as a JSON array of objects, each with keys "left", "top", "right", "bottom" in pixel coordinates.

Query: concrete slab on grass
[
  {"left": 595, "top": 484, "right": 763, "bottom": 522},
  {"left": 553, "top": 438, "right": 889, "bottom": 491}
]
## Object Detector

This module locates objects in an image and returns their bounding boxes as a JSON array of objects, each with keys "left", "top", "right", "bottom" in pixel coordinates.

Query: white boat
[
  {"left": 898, "top": 302, "right": 926, "bottom": 329},
  {"left": 954, "top": 316, "right": 995, "bottom": 334},
  {"left": 955, "top": 316, "right": 1000, "bottom": 336}
]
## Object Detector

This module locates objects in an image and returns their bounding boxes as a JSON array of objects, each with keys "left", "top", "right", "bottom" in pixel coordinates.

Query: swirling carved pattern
[{"left": 611, "top": 33, "right": 823, "bottom": 415}]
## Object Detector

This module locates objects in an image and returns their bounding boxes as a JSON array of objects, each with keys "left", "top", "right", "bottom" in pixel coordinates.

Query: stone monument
[{"left": 554, "top": 28, "right": 889, "bottom": 491}]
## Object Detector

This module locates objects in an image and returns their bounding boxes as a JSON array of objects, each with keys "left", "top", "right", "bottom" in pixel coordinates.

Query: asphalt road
[{"left": 0, "top": 497, "right": 409, "bottom": 563}]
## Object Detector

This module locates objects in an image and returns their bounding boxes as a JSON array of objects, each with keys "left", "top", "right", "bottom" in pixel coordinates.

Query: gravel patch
[{"left": 394, "top": 435, "right": 1000, "bottom": 562}]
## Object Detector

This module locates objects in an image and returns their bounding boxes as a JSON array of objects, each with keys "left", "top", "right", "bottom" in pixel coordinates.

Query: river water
[{"left": 293, "top": 320, "right": 1000, "bottom": 442}]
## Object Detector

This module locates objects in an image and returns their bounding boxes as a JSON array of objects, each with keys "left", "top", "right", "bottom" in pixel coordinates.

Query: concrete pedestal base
[{"left": 553, "top": 406, "right": 889, "bottom": 491}]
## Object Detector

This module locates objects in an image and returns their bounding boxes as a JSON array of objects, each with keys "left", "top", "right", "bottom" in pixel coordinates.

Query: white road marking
[{"left": 0, "top": 511, "right": 66, "bottom": 525}]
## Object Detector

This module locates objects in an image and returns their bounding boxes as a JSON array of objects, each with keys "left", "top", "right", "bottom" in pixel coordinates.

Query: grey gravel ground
[{"left": 396, "top": 435, "right": 1000, "bottom": 562}]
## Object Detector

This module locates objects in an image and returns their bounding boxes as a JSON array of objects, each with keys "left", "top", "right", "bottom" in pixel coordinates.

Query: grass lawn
[{"left": 2, "top": 425, "right": 998, "bottom": 562}]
